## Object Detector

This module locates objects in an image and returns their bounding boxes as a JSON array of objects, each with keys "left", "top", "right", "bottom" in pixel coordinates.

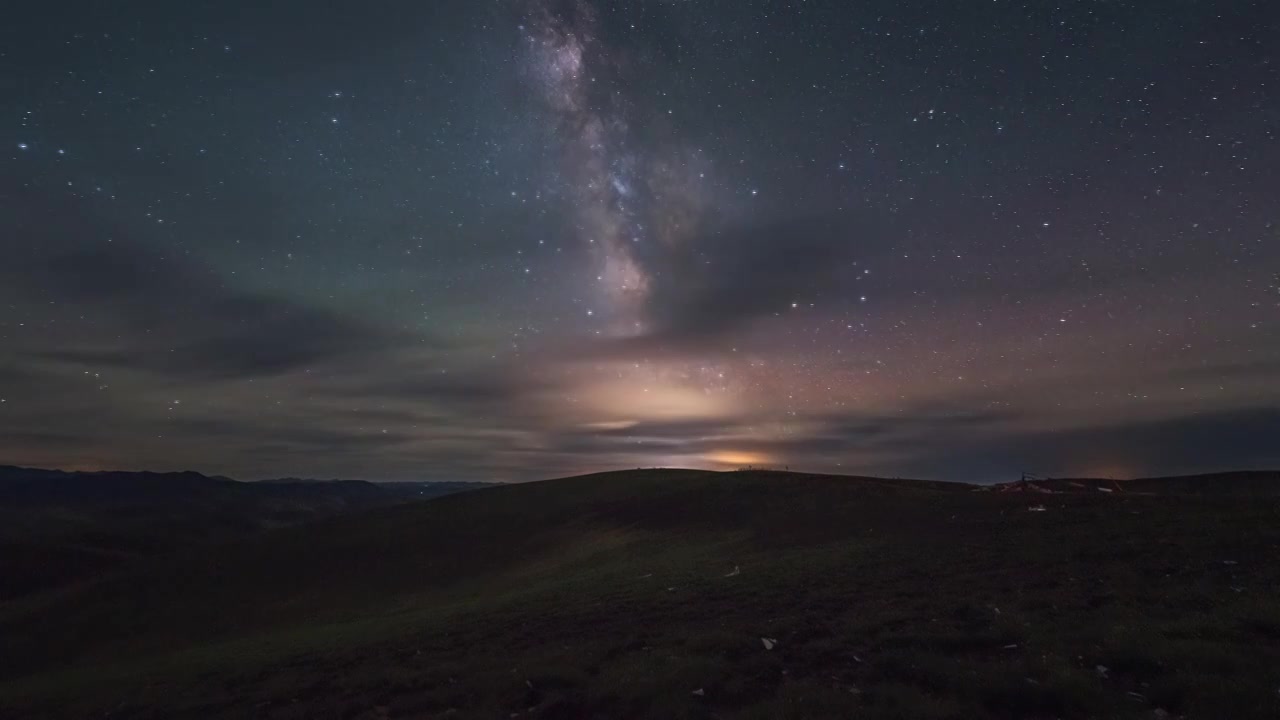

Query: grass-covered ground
[{"left": 2, "top": 469, "right": 1278, "bottom": 718}]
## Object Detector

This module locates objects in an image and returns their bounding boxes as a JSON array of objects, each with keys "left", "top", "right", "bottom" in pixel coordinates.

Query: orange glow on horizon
[{"left": 705, "top": 450, "right": 773, "bottom": 467}]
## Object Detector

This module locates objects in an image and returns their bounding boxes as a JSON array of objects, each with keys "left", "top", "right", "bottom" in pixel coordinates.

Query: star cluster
[{"left": 1, "top": 1, "right": 1277, "bottom": 481}]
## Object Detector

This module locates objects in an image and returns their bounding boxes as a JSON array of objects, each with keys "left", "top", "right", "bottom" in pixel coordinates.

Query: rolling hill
[{"left": 1, "top": 469, "right": 1278, "bottom": 719}]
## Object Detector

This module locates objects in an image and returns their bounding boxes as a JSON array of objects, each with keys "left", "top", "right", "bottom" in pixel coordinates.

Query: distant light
[{"left": 17, "top": 142, "right": 28, "bottom": 150}]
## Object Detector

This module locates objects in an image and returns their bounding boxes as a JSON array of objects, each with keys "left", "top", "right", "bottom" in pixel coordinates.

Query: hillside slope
[{"left": 1, "top": 469, "right": 1278, "bottom": 719}]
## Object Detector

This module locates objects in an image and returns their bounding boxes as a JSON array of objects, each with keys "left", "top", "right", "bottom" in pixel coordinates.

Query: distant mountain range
[
  {"left": 0, "top": 464, "right": 495, "bottom": 600},
  {"left": 0, "top": 464, "right": 494, "bottom": 504},
  {"left": 984, "top": 470, "right": 1280, "bottom": 495}
]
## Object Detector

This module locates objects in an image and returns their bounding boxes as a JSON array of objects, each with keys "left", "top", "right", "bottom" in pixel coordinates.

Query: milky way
[
  {"left": 2, "top": 1, "right": 1278, "bottom": 481},
  {"left": 522, "top": 0, "right": 651, "bottom": 330}
]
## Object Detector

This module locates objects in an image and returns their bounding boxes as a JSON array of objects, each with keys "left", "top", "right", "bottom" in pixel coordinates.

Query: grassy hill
[{"left": 1, "top": 469, "right": 1278, "bottom": 719}]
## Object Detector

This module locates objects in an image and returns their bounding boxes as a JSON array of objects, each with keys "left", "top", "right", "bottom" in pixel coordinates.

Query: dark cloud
[
  {"left": 0, "top": 430, "right": 91, "bottom": 448},
  {"left": 322, "top": 364, "right": 553, "bottom": 417},
  {"left": 165, "top": 416, "right": 416, "bottom": 452},
  {"left": 609, "top": 215, "right": 878, "bottom": 355},
  {"left": 528, "top": 410, "right": 1017, "bottom": 461},
  {"left": 338, "top": 370, "right": 533, "bottom": 404},
  {"left": 0, "top": 363, "right": 39, "bottom": 386},
  {"left": 3, "top": 190, "right": 411, "bottom": 380},
  {"left": 582, "top": 417, "right": 747, "bottom": 440},
  {"left": 1171, "top": 359, "right": 1280, "bottom": 383}
]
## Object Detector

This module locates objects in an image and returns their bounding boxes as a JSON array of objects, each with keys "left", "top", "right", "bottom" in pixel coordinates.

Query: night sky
[{"left": 2, "top": 1, "right": 1278, "bottom": 482}]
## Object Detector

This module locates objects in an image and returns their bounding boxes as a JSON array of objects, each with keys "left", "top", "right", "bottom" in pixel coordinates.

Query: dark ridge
[
  {"left": 987, "top": 470, "right": 1280, "bottom": 495},
  {"left": 0, "top": 465, "right": 494, "bottom": 600}
]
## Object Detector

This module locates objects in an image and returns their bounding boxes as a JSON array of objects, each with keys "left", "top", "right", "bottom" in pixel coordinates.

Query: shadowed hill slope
[{"left": 1, "top": 469, "right": 1278, "bottom": 719}]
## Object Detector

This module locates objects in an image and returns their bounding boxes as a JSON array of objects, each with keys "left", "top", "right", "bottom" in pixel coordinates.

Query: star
[{"left": 0, "top": 0, "right": 1271, "bottom": 484}]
